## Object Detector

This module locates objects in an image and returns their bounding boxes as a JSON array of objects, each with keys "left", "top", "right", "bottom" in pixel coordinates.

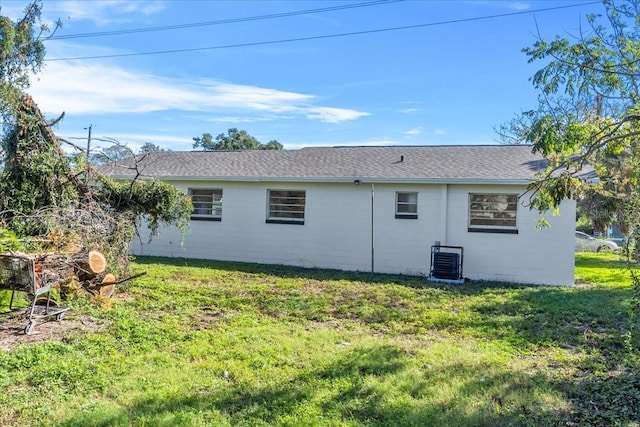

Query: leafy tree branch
[
  {"left": 500, "top": 0, "right": 640, "bottom": 348},
  {"left": 193, "top": 128, "right": 283, "bottom": 151}
]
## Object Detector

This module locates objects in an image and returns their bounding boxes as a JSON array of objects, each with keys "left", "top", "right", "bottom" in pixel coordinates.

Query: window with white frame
[
  {"left": 468, "top": 193, "right": 518, "bottom": 233},
  {"left": 189, "top": 189, "right": 223, "bottom": 221},
  {"left": 396, "top": 192, "right": 418, "bottom": 219},
  {"left": 267, "top": 190, "right": 305, "bottom": 224}
]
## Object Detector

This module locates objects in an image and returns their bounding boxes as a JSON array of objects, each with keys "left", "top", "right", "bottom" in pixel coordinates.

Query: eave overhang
[{"left": 107, "top": 175, "right": 535, "bottom": 186}]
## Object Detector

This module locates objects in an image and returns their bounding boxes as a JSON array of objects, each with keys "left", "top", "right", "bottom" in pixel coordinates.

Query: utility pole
[{"left": 84, "top": 124, "right": 93, "bottom": 183}]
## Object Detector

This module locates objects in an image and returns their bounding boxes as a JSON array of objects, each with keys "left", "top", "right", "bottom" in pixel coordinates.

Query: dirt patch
[
  {"left": 573, "top": 283, "right": 594, "bottom": 288},
  {"left": 190, "top": 307, "right": 227, "bottom": 330},
  {"left": 0, "top": 309, "right": 99, "bottom": 352}
]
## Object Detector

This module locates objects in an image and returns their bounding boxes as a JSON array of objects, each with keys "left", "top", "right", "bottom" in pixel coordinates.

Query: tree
[
  {"left": 500, "top": 0, "right": 640, "bottom": 347},
  {"left": 500, "top": 0, "right": 640, "bottom": 213},
  {"left": 0, "top": 2, "right": 192, "bottom": 279},
  {"left": 192, "top": 132, "right": 214, "bottom": 150},
  {"left": 192, "top": 128, "right": 283, "bottom": 151},
  {"left": 91, "top": 143, "right": 133, "bottom": 165},
  {"left": 0, "top": 1, "right": 57, "bottom": 123},
  {"left": 140, "top": 142, "right": 165, "bottom": 153},
  {"left": 263, "top": 140, "right": 284, "bottom": 150},
  {"left": 0, "top": 2, "right": 69, "bottom": 216}
]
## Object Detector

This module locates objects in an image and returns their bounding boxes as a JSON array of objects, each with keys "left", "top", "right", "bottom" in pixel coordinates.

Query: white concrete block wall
[
  {"left": 134, "top": 181, "right": 374, "bottom": 271},
  {"left": 444, "top": 185, "right": 575, "bottom": 286},
  {"left": 132, "top": 180, "right": 575, "bottom": 285},
  {"left": 371, "top": 184, "right": 442, "bottom": 276}
]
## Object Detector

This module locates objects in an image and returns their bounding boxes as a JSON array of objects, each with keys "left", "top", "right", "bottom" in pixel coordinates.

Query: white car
[{"left": 575, "top": 231, "right": 619, "bottom": 253}]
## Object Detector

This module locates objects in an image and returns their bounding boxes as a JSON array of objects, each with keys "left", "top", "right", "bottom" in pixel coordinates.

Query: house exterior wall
[
  {"left": 444, "top": 185, "right": 575, "bottom": 286},
  {"left": 132, "top": 180, "right": 575, "bottom": 286}
]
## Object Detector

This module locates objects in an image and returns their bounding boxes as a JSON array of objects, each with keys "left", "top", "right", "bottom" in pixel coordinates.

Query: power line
[
  {"left": 49, "top": 0, "right": 404, "bottom": 40},
  {"left": 45, "top": 1, "right": 600, "bottom": 62}
]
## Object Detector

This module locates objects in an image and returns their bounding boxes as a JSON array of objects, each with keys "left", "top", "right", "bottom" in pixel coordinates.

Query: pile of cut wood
[
  {"left": 39, "top": 250, "right": 117, "bottom": 298},
  {"left": 0, "top": 249, "right": 139, "bottom": 299}
]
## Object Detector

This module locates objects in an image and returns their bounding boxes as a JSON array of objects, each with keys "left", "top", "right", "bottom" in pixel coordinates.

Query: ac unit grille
[{"left": 432, "top": 252, "right": 460, "bottom": 280}]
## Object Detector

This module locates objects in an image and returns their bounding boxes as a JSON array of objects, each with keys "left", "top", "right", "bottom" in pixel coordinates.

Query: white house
[{"left": 106, "top": 145, "right": 575, "bottom": 286}]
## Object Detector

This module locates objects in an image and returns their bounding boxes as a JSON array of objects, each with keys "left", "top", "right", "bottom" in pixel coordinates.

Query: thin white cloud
[
  {"left": 210, "top": 81, "right": 313, "bottom": 113},
  {"left": 203, "top": 116, "right": 274, "bottom": 124},
  {"left": 96, "top": 132, "right": 189, "bottom": 147},
  {"left": 399, "top": 108, "right": 418, "bottom": 114},
  {"left": 404, "top": 128, "right": 422, "bottom": 136},
  {"left": 0, "top": 3, "right": 28, "bottom": 20},
  {"left": 509, "top": 3, "right": 531, "bottom": 11},
  {"left": 58, "top": 131, "right": 193, "bottom": 152},
  {"left": 46, "top": 1, "right": 165, "bottom": 26},
  {"left": 285, "top": 139, "right": 399, "bottom": 150},
  {"left": 434, "top": 129, "right": 446, "bottom": 135},
  {"left": 465, "top": 1, "right": 530, "bottom": 11},
  {"left": 28, "top": 60, "right": 368, "bottom": 124},
  {"left": 304, "top": 107, "right": 370, "bottom": 123}
]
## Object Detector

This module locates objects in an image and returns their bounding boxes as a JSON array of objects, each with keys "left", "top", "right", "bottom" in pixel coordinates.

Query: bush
[
  {"left": 0, "top": 228, "right": 23, "bottom": 252},
  {"left": 576, "top": 215, "right": 594, "bottom": 235}
]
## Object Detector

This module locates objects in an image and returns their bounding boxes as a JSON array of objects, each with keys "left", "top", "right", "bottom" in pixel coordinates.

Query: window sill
[
  {"left": 266, "top": 219, "right": 305, "bottom": 225},
  {"left": 468, "top": 227, "right": 518, "bottom": 234},
  {"left": 191, "top": 216, "right": 221, "bottom": 222},
  {"left": 395, "top": 214, "right": 418, "bottom": 219}
]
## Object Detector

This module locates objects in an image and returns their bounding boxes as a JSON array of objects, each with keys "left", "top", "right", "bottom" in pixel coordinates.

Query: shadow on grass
[
  {"left": 109, "top": 256, "right": 640, "bottom": 425},
  {"left": 132, "top": 255, "right": 434, "bottom": 289},
  {"left": 133, "top": 256, "right": 633, "bottom": 355},
  {"left": 60, "top": 352, "right": 640, "bottom": 426},
  {"left": 549, "top": 370, "right": 640, "bottom": 425},
  {"left": 461, "top": 285, "right": 640, "bottom": 425},
  {"left": 59, "top": 344, "right": 578, "bottom": 427},
  {"left": 60, "top": 344, "right": 409, "bottom": 426},
  {"left": 467, "top": 285, "right": 632, "bottom": 349}
]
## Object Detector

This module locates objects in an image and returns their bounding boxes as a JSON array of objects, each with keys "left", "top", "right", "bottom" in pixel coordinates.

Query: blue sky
[{"left": 3, "top": 0, "right": 602, "bottom": 152}]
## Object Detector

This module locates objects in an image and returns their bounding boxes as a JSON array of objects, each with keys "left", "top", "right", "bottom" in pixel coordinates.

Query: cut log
[
  {"left": 85, "top": 250, "right": 107, "bottom": 274},
  {"left": 72, "top": 250, "right": 107, "bottom": 281},
  {"left": 99, "top": 273, "right": 116, "bottom": 298}
]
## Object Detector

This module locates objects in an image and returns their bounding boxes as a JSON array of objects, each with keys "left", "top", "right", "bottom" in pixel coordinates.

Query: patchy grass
[
  {"left": 0, "top": 253, "right": 638, "bottom": 426},
  {"left": 575, "top": 252, "right": 633, "bottom": 287}
]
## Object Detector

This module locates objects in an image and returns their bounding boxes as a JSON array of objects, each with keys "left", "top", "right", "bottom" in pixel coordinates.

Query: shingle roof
[{"left": 102, "top": 145, "right": 550, "bottom": 184}]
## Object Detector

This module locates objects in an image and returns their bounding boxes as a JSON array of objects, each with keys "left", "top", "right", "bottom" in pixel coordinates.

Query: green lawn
[{"left": 0, "top": 253, "right": 638, "bottom": 426}]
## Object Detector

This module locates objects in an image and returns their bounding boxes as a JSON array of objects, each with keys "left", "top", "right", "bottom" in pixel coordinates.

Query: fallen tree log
[
  {"left": 70, "top": 250, "right": 107, "bottom": 281},
  {"left": 1, "top": 250, "right": 145, "bottom": 300},
  {"left": 37, "top": 253, "right": 74, "bottom": 288}
]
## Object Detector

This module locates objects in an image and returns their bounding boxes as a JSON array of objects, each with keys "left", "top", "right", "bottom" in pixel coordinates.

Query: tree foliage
[
  {"left": 193, "top": 128, "right": 283, "bottom": 151},
  {"left": 0, "top": 1, "right": 55, "bottom": 122},
  {"left": 91, "top": 142, "right": 134, "bottom": 165},
  {"left": 0, "top": 95, "right": 79, "bottom": 220},
  {"left": 500, "top": 0, "right": 640, "bottom": 214},
  {"left": 140, "top": 142, "right": 165, "bottom": 153},
  {"left": 500, "top": 0, "right": 640, "bottom": 348},
  {"left": 0, "top": 3, "right": 192, "bottom": 277}
]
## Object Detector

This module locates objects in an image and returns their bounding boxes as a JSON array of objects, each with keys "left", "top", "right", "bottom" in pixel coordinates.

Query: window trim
[
  {"left": 189, "top": 188, "right": 223, "bottom": 221},
  {"left": 395, "top": 191, "right": 418, "bottom": 219},
  {"left": 468, "top": 193, "right": 518, "bottom": 234},
  {"left": 266, "top": 189, "right": 306, "bottom": 225}
]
